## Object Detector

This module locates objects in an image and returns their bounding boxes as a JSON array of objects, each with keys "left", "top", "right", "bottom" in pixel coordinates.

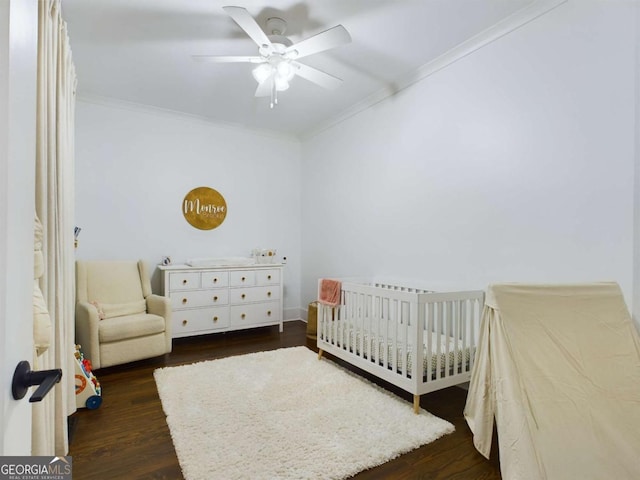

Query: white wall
[
  {"left": 75, "top": 101, "right": 302, "bottom": 319},
  {"left": 301, "top": 1, "right": 637, "bottom": 311}
]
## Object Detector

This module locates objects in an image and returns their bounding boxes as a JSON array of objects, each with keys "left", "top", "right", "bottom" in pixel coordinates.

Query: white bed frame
[{"left": 317, "top": 278, "right": 484, "bottom": 413}]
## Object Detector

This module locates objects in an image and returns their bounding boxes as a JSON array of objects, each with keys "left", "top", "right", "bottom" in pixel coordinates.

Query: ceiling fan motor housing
[
  {"left": 266, "top": 17, "right": 287, "bottom": 36},
  {"left": 264, "top": 17, "right": 292, "bottom": 51}
]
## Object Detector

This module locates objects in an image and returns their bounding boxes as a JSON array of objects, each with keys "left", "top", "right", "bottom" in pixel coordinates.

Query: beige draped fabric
[
  {"left": 464, "top": 283, "right": 640, "bottom": 480},
  {"left": 33, "top": 0, "right": 77, "bottom": 456},
  {"left": 33, "top": 214, "right": 51, "bottom": 356}
]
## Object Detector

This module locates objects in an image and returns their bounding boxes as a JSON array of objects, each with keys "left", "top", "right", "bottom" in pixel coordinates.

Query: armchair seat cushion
[{"left": 99, "top": 313, "right": 166, "bottom": 343}]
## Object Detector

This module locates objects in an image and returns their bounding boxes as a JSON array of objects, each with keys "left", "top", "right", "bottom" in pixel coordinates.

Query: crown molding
[
  {"left": 300, "top": 0, "right": 568, "bottom": 141},
  {"left": 77, "top": 93, "right": 301, "bottom": 144}
]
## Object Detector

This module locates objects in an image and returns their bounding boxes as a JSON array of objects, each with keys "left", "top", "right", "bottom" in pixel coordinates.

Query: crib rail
[{"left": 317, "top": 279, "right": 484, "bottom": 398}]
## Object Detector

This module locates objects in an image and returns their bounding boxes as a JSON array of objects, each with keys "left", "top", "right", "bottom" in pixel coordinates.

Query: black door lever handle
[{"left": 12, "top": 361, "right": 62, "bottom": 402}]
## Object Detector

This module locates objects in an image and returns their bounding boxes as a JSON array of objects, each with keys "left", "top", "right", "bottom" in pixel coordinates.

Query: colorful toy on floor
[{"left": 74, "top": 344, "right": 102, "bottom": 409}]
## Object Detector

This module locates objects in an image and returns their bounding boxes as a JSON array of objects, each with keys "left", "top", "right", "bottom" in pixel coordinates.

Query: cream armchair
[{"left": 75, "top": 260, "right": 172, "bottom": 369}]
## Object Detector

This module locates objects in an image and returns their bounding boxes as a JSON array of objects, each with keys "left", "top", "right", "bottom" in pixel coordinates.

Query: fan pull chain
[{"left": 270, "top": 77, "right": 277, "bottom": 109}]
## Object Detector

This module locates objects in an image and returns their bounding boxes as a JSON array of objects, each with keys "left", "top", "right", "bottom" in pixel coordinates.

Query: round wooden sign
[{"left": 182, "top": 187, "right": 227, "bottom": 230}]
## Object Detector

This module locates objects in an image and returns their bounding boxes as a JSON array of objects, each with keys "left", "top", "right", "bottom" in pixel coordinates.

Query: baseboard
[
  {"left": 283, "top": 307, "right": 303, "bottom": 322},
  {"left": 300, "top": 306, "right": 310, "bottom": 322}
]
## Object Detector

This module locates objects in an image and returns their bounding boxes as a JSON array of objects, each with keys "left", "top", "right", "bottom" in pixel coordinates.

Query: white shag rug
[{"left": 154, "top": 346, "right": 454, "bottom": 480}]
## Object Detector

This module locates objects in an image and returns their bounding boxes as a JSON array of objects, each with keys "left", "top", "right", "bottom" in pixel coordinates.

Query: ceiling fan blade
[
  {"left": 254, "top": 76, "right": 273, "bottom": 97},
  {"left": 285, "top": 25, "right": 351, "bottom": 60},
  {"left": 293, "top": 62, "right": 343, "bottom": 90},
  {"left": 223, "top": 6, "right": 272, "bottom": 49},
  {"left": 192, "top": 55, "right": 262, "bottom": 64}
]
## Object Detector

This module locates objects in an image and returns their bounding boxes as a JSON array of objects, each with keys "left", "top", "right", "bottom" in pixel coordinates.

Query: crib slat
[
  {"left": 452, "top": 300, "right": 459, "bottom": 374},
  {"left": 352, "top": 292, "right": 357, "bottom": 355},
  {"left": 412, "top": 300, "right": 423, "bottom": 388},
  {"left": 393, "top": 299, "right": 399, "bottom": 375},
  {"left": 401, "top": 300, "right": 408, "bottom": 378},
  {"left": 469, "top": 298, "right": 478, "bottom": 372},
  {"left": 344, "top": 292, "right": 350, "bottom": 352},
  {"left": 351, "top": 293, "right": 355, "bottom": 354},
  {"left": 371, "top": 295, "right": 376, "bottom": 363},
  {"left": 365, "top": 293, "right": 370, "bottom": 357},
  {"left": 367, "top": 293, "right": 371, "bottom": 359},
  {"left": 467, "top": 298, "right": 474, "bottom": 373},
  {"left": 444, "top": 301, "right": 450, "bottom": 375},
  {"left": 444, "top": 301, "right": 450, "bottom": 376},
  {"left": 380, "top": 297, "right": 385, "bottom": 367},
  {"left": 435, "top": 302, "right": 443, "bottom": 380},
  {"left": 372, "top": 297, "right": 376, "bottom": 367},
  {"left": 461, "top": 299, "right": 468, "bottom": 373},
  {"left": 390, "top": 299, "right": 396, "bottom": 372},
  {"left": 394, "top": 300, "right": 399, "bottom": 372},
  {"left": 365, "top": 293, "right": 370, "bottom": 360},
  {"left": 357, "top": 292, "right": 363, "bottom": 357},
  {"left": 374, "top": 294, "right": 381, "bottom": 366},
  {"left": 426, "top": 302, "right": 434, "bottom": 382}
]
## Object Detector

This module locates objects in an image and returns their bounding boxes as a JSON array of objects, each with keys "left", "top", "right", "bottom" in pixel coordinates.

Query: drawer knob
[
  {"left": 267, "top": 275, "right": 272, "bottom": 280},
  {"left": 182, "top": 298, "right": 188, "bottom": 304},
  {"left": 241, "top": 276, "right": 246, "bottom": 282},
  {"left": 182, "top": 279, "right": 188, "bottom": 285},
  {"left": 267, "top": 310, "right": 272, "bottom": 316},
  {"left": 241, "top": 294, "right": 246, "bottom": 299},
  {"left": 213, "top": 296, "right": 218, "bottom": 302},
  {"left": 241, "top": 313, "right": 246, "bottom": 319},
  {"left": 213, "top": 316, "right": 218, "bottom": 322},
  {"left": 182, "top": 320, "right": 188, "bottom": 326},
  {"left": 213, "top": 278, "right": 218, "bottom": 283},
  {"left": 267, "top": 291, "right": 272, "bottom": 297}
]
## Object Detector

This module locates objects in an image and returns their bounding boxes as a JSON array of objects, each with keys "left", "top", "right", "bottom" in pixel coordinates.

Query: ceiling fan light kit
[
  {"left": 193, "top": 6, "right": 352, "bottom": 109},
  {"left": 251, "top": 41, "right": 297, "bottom": 105}
]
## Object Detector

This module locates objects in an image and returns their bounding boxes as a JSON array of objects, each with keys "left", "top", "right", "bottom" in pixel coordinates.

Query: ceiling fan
[{"left": 193, "top": 6, "right": 352, "bottom": 108}]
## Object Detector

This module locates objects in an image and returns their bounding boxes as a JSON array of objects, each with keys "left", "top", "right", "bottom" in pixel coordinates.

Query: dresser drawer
[
  {"left": 201, "top": 271, "right": 229, "bottom": 288},
  {"left": 256, "top": 269, "right": 280, "bottom": 286},
  {"left": 229, "top": 270, "right": 256, "bottom": 287},
  {"left": 229, "top": 286, "right": 280, "bottom": 304},
  {"left": 171, "top": 289, "right": 229, "bottom": 310},
  {"left": 229, "top": 302, "right": 280, "bottom": 328},
  {"left": 173, "top": 307, "right": 230, "bottom": 335},
  {"left": 169, "top": 272, "right": 201, "bottom": 291}
]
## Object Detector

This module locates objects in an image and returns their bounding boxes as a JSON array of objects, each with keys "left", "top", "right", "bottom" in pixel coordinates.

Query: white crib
[{"left": 317, "top": 278, "right": 484, "bottom": 413}]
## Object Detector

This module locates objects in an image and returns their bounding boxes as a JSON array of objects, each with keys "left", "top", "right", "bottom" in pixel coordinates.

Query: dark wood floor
[{"left": 69, "top": 320, "right": 501, "bottom": 479}]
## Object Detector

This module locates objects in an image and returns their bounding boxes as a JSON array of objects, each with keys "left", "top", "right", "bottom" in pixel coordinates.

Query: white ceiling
[{"left": 61, "top": 0, "right": 536, "bottom": 138}]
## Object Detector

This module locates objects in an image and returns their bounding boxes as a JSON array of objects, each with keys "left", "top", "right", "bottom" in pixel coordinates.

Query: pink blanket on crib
[{"left": 319, "top": 279, "right": 341, "bottom": 306}]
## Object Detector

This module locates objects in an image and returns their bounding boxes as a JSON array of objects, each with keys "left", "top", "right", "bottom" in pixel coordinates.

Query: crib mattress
[{"left": 321, "top": 321, "right": 472, "bottom": 378}]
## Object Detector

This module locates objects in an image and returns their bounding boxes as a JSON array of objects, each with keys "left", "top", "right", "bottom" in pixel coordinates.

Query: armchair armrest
[
  {"left": 75, "top": 301, "right": 102, "bottom": 368},
  {"left": 146, "top": 294, "right": 170, "bottom": 317},
  {"left": 146, "top": 294, "right": 172, "bottom": 351}
]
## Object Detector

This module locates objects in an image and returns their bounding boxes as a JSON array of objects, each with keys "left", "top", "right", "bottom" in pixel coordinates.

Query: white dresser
[{"left": 159, "top": 264, "right": 283, "bottom": 338}]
